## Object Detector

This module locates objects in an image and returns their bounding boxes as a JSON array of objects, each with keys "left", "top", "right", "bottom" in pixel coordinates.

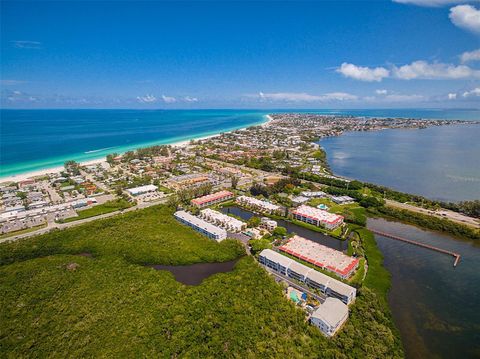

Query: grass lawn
[
  {"left": 0, "top": 204, "right": 403, "bottom": 358},
  {"left": 0, "top": 223, "right": 47, "bottom": 240},
  {"left": 63, "top": 199, "right": 133, "bottom": 223}
]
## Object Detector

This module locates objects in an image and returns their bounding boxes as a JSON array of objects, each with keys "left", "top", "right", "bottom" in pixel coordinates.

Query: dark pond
[
  {"left": 146, "top": 259, "right": 239, "bottom": 285},
  {"left": 220, "top": 205, "right": 348, "bottom": 251}
]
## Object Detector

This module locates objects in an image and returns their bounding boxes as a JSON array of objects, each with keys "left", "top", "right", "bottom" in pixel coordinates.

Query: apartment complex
[
  {"left": 199, "top": 208, "right": 246, "bottom": 232},
  {"left": 279, "top": 235, "right": 359, "bottom": 279},
  {"left": 236, "top": 195, "right": 282, "bottom": 215},
  {"left": 191, "top": 190, "right": 234, "bottom": 208},
  {"left": 174, "top": 210, "right": 227, "bottom": 242},
  {"left": 310, "top": 297, "right": 349, "bottom": 337},
  {"left": 291, "top": 205, "right": 344, "bottom": 230},
  {"left": 258, "top": 249, "right": 356, "bottom": 305}
]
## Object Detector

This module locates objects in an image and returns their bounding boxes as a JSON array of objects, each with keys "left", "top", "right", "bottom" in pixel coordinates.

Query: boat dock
[{"left": 370, "top": 229, "right": 461, "bottom": 267}]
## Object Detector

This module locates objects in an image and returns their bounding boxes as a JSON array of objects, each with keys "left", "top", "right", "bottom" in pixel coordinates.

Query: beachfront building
[
  {"left": 236, "top": 195, "right": 282, "bottom": 215},
  {"left": 279, "top": 235, "right": 359, "bottom": 279},
  {"left": 291, "top": 205, "right": 344, "bottom": 230},
  {"left": 126, "top": 184, "right": 158, "bottom": 196},
  {"left": 310, "top": 297, "right": 349, "bottom": 337},
  {"left": 191, "top": 190, "right": 234, "bottom": 208},
  {"left": 174, "top": 210, "right": 227, "bottom": 242},
  {"left": 199, "top": 208, "right": 246, "bottom": 232},
  {"left": 331, "top": 196, "right": 355, "bottom": 205},
  {"left": 258, "top": 249, "right": 356, "bottom": 305}
]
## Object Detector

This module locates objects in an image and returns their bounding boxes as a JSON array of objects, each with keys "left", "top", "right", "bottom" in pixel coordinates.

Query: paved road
[
  {"left": 0, "top": 196, "right": 171, "bottom": 244},
  {"left": 385, "top": 199, "right": 479, "bottom": 229}
]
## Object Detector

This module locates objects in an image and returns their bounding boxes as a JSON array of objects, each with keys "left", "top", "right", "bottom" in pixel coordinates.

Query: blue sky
[{"left": 1, "top": 0, "right": 479, "bottom": 109}]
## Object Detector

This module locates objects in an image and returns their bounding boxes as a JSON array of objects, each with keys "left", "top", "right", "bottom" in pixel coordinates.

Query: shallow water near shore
[{"left": 367, "top": 217, "right": 480, "bottom": 359}]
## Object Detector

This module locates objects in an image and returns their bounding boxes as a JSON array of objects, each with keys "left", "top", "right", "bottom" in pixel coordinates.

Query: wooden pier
[{"left": 370, "top": 229, "right": 461, "bottom": 267}]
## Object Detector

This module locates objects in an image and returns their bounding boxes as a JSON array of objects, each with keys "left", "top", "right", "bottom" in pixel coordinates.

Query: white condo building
[
  {"left": 236, "top": 195, "right": 281, "bottom": 214},
  {"left": 174, "top": 210, "right": 227, "bottom": 242},
  {"left": 199, "top": 208, "right": 246, "bottom": 232},
  {"left": 291, "top": 205, "right": 344, "bottom": 230},
  {"left": 258, "top": 249, "right": 356, "bottom": 305},
  {"left": 310, "top": 297, "right": 349, "bottom": 337}
]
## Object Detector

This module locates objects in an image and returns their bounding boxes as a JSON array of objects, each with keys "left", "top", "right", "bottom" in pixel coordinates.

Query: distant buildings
[
  {"left": 174, "top": 210, "right": 227, "bottom": 242},
  {"left": 331, "top": 196, "right": 355, "bottom": 205},
  {"left": 291, "top": 205, "right": 344, "bottom": 230},
  {"left": 279, "top": 235, "right": 359, "bottom": 279},
  {"left": 236, "top": 195, "right": 282, "bottom": 215},
  {"left": 199, "top": 208, "right": 246, "bottom": 232},
  {"left": 167, "top": 173, "right": 211, "bottom": 190},
  {"left": 258, "top": 249, "right": 356, "bottom": 305},
  {"left": 191, "top": 190, "right": 234, "bottom": 208},
  {"left": 301, "top": 191, "right": 327, "bottom": 198},
  {"left": 310, "top": 297, "right": 348, "bottom": 337},
  {"left": 126, "top": 184, "right": 158, "bottom": 196}
]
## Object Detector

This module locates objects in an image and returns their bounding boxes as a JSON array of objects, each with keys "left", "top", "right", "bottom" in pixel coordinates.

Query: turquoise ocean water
[{"left": 1, "top": 108, "right": 479, "bottom": 180}]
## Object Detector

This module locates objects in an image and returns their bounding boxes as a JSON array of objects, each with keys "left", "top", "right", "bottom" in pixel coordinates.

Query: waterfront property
[
  {"left": 126, "top": 184, "right": 158, "bottom": 196},
  {"left": 236, "top": 195, "right": 282, "bottom": 215},
  {"left": 310, "top": 297, "right": 348, "bottom": 337},
  {"left": 279, "top": 235, "right": 359, "bottom": 279},
  {"left": 174, "top": 210, "right": 227, "bottom": 242},
  {"left": 191, "top": 190, "right": 234, "bottom": 208},
  {"left": 258, "top": 249, "right": 356, "bottom": 305},
  {"left": 199, "top": 208, "right": 246, "bottom": 232},
  {"left": 291, "top": 205, "right": 344, "bottom": 230}
]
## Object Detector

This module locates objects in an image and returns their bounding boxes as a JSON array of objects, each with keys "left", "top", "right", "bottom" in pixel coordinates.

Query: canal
[
  {"left": 220, "top": 205, "right": 348, "bottom": 251},
  {"left": 368, "top": 217, "right": 480, "bottom": 359}
]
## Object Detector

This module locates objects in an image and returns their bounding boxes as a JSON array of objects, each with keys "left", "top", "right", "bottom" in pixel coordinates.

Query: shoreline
[{"left": 0, "top": 114, "right": 274, "bottom": 184}]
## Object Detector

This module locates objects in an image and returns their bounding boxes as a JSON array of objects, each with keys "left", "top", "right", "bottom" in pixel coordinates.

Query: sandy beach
[{"left": 0, "top": 114, "right": 273, "bottom": 184}]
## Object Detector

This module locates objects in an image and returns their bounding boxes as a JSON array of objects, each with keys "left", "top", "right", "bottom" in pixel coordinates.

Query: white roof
[
  {"left": 327, "top": 279, "right": 356, "bottom": 298},
  {"left": 259, "top": 249, "right": 292, "bottom": 268},
  {"left": 126, "top": 184, "right": 158, "bottom": 195},
  {"left": 174, "top": 211, "right": 226, "bottom": 237},
  {"left": 311, "top": 297, "right": 348, "bottom": 327}
]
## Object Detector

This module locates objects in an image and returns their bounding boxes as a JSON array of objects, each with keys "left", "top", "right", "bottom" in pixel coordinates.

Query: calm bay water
[
  {"left": 320, "top": 124, "right": 480, "bottom": 202},
  {"left": 368, "top": 218, "right": 480, "bottom": 359}
]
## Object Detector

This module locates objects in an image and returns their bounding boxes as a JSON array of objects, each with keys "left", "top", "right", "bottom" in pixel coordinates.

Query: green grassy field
[
  {"left": 62, "top": 199, "right": 133, "bottom": 223},
  {"left": 0, "top": 204, "right": 403, "bottom": 358}
]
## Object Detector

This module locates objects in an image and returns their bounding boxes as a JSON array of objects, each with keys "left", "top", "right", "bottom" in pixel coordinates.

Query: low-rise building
[
  {"left": 301, "top": 191, "right": 327, "bottom": 198},
  {"left": 291, "top": 205, "right": 344, "bottom": 230},
  {"left": 331, "top": 196, "right": 355, "bottom": 205},
  {"left": 236, "top": 195, "right": 282, "bottom": 215},
  {"left": 310, "top": 297, "right": 348, "bottom": 337},
  {"left": 191, "top": 190, "right": 234, "bottom": 208},
  {"left": 199, "top": 208, "right": 246, "bottom": 232},
  {"left": 174, "top": 210, "right": 227, "bottom": 242},
  {"left": 258, "top": 249, "right": 356, "bottom": 305},
  {"left": 260, "top": 217, "right": 277, "bottom": 231},
  {"left": 126, "top": 184, "right": 158, "bottom": 196},
  {"left": 291, "top": 196, "right": 309, "bottom": 206}
]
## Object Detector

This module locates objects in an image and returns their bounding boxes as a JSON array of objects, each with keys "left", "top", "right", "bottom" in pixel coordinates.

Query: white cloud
[
  {"left": 449, "top": 5, "right": 480, "bottom": 34},
  {"left": 11, "top": 40, "right": 42, "bottom": 49},
  {"left": 257, "top": 91, "right": 358, "bottom": 102},
  {"left": 161, "top": 94, "right": 177, "bottom": 103},
  {"left": 393, "top": 0, "right": 476, "bottom": 7},
  {"left": 384, "top": 94, "right": 424, "bottom": 101},
  {"left": 337, "top": 63, "right": 390, "bottom": 82},
  {"left": 462, "top": 87, "right": 480, "bottom": 97},
  {"left": 184, "top": 96, "right": 198, "bottom": 102},
  {"left": 393, "top": 60, "right": 480, "bottom": 79},
  {"left": 376, "top": 89, "right": 388, "bottom": 95},
  {"left": 460, "top": 48, "right": 480, "bottom": 63},
  {"left": 448, "top": 93, "right": 458, "bottom": 99},
  {"left": 136, "top": 94, "right": 157, "bottom": 103}
]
